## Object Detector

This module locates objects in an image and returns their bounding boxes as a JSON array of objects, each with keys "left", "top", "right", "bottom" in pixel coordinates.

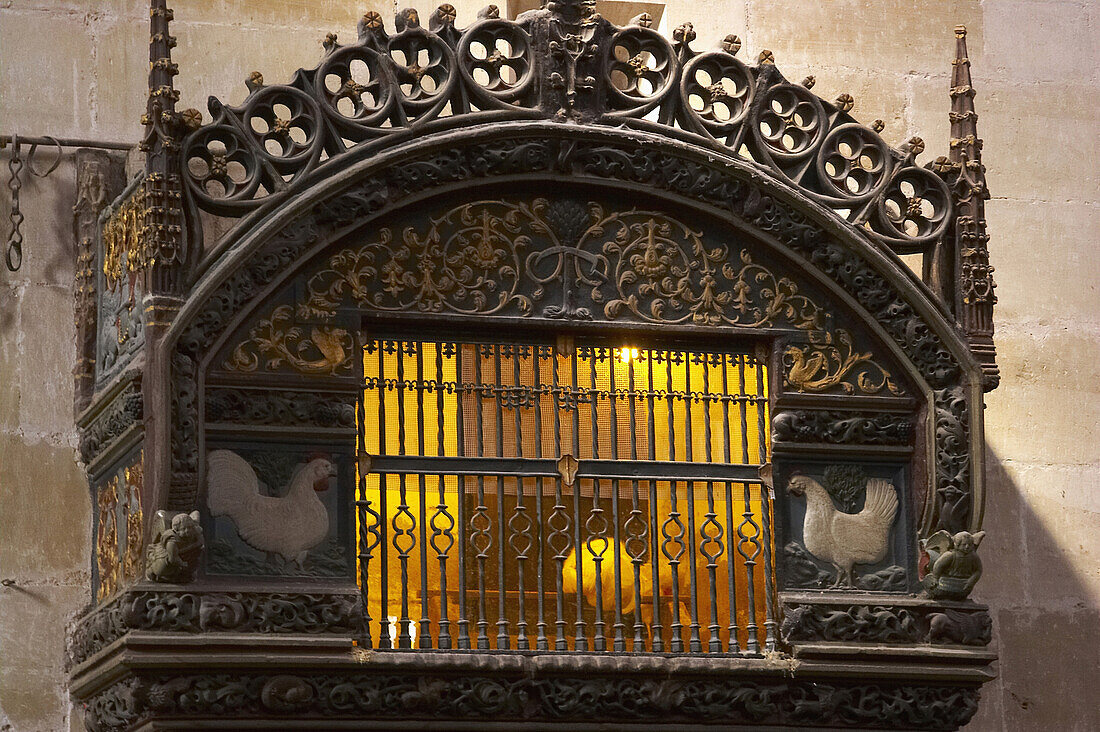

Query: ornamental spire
[{"left": 948, "top": 25, "right": 998, "bottom": 390}]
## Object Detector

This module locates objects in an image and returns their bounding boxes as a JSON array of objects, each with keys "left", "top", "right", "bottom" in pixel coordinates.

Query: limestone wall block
[
  {"left": 983, "top": 0, "right": 1099, "bottom": 85},
  {"left": 15, "top": 286, "right": 77, "bottom": 439}
]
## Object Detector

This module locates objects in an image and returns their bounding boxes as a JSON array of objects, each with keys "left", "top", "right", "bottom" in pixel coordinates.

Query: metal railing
[{"left": 356, "top": 337, "right": 776, "bottom": 653}]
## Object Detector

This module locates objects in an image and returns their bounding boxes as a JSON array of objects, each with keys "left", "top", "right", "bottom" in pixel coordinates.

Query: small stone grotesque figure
[
  {"left": 921, "top": 529, "right": 985, "bottom": 600},
  {"left": 145, "top": 510, "right": 204, "bottom": 583}
]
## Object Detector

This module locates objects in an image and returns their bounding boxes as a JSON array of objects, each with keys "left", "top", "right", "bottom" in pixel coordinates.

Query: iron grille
[{"left": 356, "top": 336, "right": 775, "bottom": 653}]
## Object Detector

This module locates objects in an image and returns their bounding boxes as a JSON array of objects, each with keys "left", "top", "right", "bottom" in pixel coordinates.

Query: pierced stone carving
[
  {"left": 787, "top": 473, "right": 899, "bottom": 588},
  {"left": 144, "top": 510, "right": 204, "bottom": 584},
  {"left": 772, "top": 409, "right": 913, "bottom": 446},
  {"left": 81, "top": 670, "right": 982, "bottom": 731},
  {"left": 68, "top": 590, "right": 364, "bottom": 669},
  {"left": 921, "top": 529, "right": 985, "bottom": 600},
  {"left": 781, "top": 601, "right": 991, "bottom": 646},
  {"left": 784, "top": 331, "right": 900, "bottom": 395},
  {"left": 80, "top": 383, "right": 143, "bottom": 465},
  {"left": 223, "top": 304, "right": 354, "bottom": 375},
  {"left": 205, "top": 387, "right": 356, "bottom": 428}
]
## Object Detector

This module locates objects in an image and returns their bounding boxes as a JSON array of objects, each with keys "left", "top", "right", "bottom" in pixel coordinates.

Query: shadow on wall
[{"left": 965, "top": 446, "right": 1099, "bottom": 732}]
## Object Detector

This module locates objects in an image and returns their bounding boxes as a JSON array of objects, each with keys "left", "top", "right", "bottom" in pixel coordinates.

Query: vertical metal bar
[
  {"left": 647, "top": 351, "right": 663, "bottom": 652},
  {"left": 494, "top": 345, "right": 510, "bottom": 650},
  {"left": 608, "top": 348, "right": 625, "bottom": 652},
  {"left": 664, "top": 352, "right": 683, "bottom": 653},
  {"left": 512, "top": 347, "right": 529, "bottom": 650},
  {"left": 356, "top": 388, "right": 374, "bottom": 649},
  {"left": 626, "top": 351, "right": 646, "bottom": 651},
  {"left": 415, "top": 342, "right": 432, "bottom": 648},
  {"left": 755, "top": 353, "right": 777, "bottom": 652},
  {"left": 723, "top": 353, "right": 741, "bottom": 652},
  {"left": 533, "top": 347, "right": 548, "bottom": 651},
  {"left": 454, "top": 342, "right": 470, "bottom": 650},
  {"left": 433, "top": 342, "right": 452, "bottom": 650},
  {"left": 587, "top": 349, "right": 605, "bottom": 652},
  {"left": 571, "top": 347, "right": 587, "bottom": 651},
  {"left": 551, "top": 350, "right": 568, "bottom": 651},
  {"left": 701, "top": 354, "right": 722, "bottom": 652},
  {"left": 683, "top": 352, "right": 702, "bottom": 653},
  {"left": 377, "top": 342, "right": 391, "bottom": 649},
  {"left": 738, "top": 354, "right": 760, "bottom": 654},
  {"left": 472, "top": 347, "right": 490, "bottom": 650}
]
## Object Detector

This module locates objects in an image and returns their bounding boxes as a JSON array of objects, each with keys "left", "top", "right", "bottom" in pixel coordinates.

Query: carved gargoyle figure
[
  {"left": 788, "top": 474, "right": 899, "bottom": 588},
  {"left": 144, "top": 510, "right": 204, "bottom": 583},
  {"left": 921, "top": 530, "right": 985, "bottom": 600}
]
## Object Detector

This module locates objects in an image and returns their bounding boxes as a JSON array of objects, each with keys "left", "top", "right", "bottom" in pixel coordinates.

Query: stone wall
[{"left": 1, "top": 1, "right": 1097, "bottom": 730}]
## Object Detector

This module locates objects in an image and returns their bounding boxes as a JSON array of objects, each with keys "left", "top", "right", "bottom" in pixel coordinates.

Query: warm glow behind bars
[{"left": 357, "top": 339, "right": 772, "bottom": 653}]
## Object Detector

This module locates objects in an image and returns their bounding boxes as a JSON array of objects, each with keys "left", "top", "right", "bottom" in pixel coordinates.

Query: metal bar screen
[{"left": 356, "top": 337, "right": 774, "bottom": 653}]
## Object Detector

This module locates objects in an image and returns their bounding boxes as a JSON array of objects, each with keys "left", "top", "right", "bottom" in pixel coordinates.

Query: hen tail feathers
[
  {"left": 859, "top": 478, "right": 899, "bottom": 527},
  {"left": 206, "top": 449, "right": 261, "bottom": 518}
]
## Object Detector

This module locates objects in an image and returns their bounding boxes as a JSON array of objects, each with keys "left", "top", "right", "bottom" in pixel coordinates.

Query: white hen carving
[
  {"left": 788, "top": 474, "right": 899, "bottom": 587},
  {"left": 206, "top": 450, "right": 335, "bottom": 567}
]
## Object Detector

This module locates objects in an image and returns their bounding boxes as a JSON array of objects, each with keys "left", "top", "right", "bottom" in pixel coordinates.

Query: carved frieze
[
  {"left": 80, "top": 382, "right": 143, "bottom": 466},
  {"left": 205, "top": 387, "right": 356, "bottom": 428},
  {"left": 81, "top": 670, "right": 981, "bottom": 731},
  {"left": 772, "top": 409, "right": 913, "bottom": 446},
  {"left": 68, "top": 589, "right": 364, "bottom": 669},
  {"left": 780, "top": 600, "right": 991, "bottom": 647}
]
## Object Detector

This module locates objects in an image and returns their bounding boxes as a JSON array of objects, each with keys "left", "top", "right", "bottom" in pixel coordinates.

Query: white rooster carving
[
  {"left": 206, "top": 450, "right": 335, "bottom": 567},
  {"left": 788, "top": 473, "right": 899, "bottom": 587}
]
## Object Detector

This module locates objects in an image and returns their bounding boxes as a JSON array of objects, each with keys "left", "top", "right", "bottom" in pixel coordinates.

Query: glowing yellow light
[{"left": 619, "top": 346, "right": 640, "bottom": 363}]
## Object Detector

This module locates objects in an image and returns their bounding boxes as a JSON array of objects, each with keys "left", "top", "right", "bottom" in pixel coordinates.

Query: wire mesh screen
[{"left": 356, "top": 337, "right": 775, "bottom": 653}]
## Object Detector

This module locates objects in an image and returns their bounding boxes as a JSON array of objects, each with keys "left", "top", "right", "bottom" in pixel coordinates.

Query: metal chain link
[{"left": 6, "top": 135, "right": 24, "bottom": 271}]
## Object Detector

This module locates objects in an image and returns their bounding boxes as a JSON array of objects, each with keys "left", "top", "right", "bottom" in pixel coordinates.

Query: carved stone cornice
[
  {"left": 80, "top": 666, "right": 982, "bottom": 731},
  {"left": 772, "top": 408, "right": 913, "bottom": 446},
  {"left": 204, "top": 386, "right": 357, "bottom": 429},
  {"left": 79, "top": 381, "right": 143, "bottom": 468},
  {"left": 67, "top": 588, "right": 363, "bottom": 670},
  {"left": 780, "top": 595, "right": 992, "bottom": 647}
]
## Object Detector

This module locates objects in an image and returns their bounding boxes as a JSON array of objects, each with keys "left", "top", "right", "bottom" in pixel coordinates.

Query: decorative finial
[
  {"left": 245, "top": 71, "right": 264, "bottom": 93},
  {"left": 835, "top": 93, "right": 854, "bottom": 112},
  {"left": 801, "top": 75, "right": 815, "bottom": 89},
  {"left": 478, "top": 4, "right": 500, "bottom": 19},
  {"left": 673, "top": 22, "right": 696, "bottom": 44},
  {"left": 722, "top": 34, "right": 741, "bottom": 55},
  {"left": 630, "top": 12, "right": 653, "bottom": 28},
  {"left": 906, "top": 136, "right": 925, "bottom": 156},
  {"left": 757, "top": 49, "right": 774, "bottom": 64},
  {"left": 954, "top": 24, "right": 967, "bottom": 38},
  {"left": 323, "top": 32, "right": 338, "bottom": 52},
  {"left": 871, "top": 119, "right": 885, "bottom": 132}
]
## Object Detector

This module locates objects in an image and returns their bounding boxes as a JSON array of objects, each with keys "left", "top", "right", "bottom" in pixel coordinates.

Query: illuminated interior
[{"left": 357, "top": 336, "right": 772, "bottom": 653}]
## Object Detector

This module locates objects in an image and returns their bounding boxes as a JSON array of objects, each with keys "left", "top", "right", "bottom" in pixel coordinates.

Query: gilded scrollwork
[
  {"left": 224, "top": 198, "right": 899, "bottom": 396},
  {"left": 122, "top": 461, "right": 145, "bottom": 582},
  {"left": 224, "top": 305, "right": 354, "bottom": 375},
  {"left": 784, "top": 331, "right": 900, "bottom": 395},
  {"left": 96, "top": 477, "right": 120, "bottom": 602},
  {"left": 298, "top": 200, "right": 539, "bottom": 319}
]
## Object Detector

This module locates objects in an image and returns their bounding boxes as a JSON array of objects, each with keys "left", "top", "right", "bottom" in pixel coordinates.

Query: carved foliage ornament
[
  {"left": 82, "top": 671, "right": 980, "bottom": 731},
  {"left": 222, "top": 197, "right": 899, "bottom": 397}
]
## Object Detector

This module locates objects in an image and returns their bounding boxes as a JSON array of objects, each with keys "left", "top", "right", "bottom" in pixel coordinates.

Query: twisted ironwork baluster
[
  {"left": 607, "top": 349, "right": 625, "bottom": 651},
  {"left": 570, "top": 347, "right": 587, "bottom": 651},
  {"left": 413, "top": 342, "right": 432, "bottom": 648},
  {"left": 585, "top": 348, "right": 607, "bottom": 651},
  {"left": 431, "top": 341, "right": 454, "bottom": 649},
  {"left": 699, "top": 353, "right": 724, "bottom": 652},
  {"left": 509, "top": 345, "right": 532, "bottom": 650},
  {"left": 532, "top": 346, "right": 549, "bottom": 651},
  {"left": 471, "top": 348, "right": 491, "bottom": 650},
  {"left": 755, "top": 352, "right": 778, "bottom": 652},
  {"left": 548, "top": 351, "right": 570, "bottom": 650},
  {"left": 624, "top": 351, "right": 648, "bottom": 651},
  {"left": 682, "top": 351, "right": 702, "bottom": 653},
  {"left": 356, "top": 391, "right": 383, "bottom": 649},
  {"left": 736, "top": 355, "right": 761, "bottom": 654},
  {"left": 724, "top": 353, "right": 741, "bottom": 652},
  {"left": 647, "top": 350, "right": 664, "bottom": 651},
  {"left": 493, "top": 344, "right": 510, "bottom": 650},
  {"left": 450, "top": 342, "right": 471, "bottom": 649}
]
